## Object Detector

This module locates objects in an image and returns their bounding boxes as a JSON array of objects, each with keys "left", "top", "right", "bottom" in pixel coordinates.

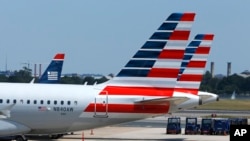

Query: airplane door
[{"left": 94, "top": 91, "right": 108, "bottom": 118}]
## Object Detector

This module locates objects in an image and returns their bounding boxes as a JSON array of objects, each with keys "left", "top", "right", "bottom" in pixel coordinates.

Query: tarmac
[
  {"left": 30, "top": 111, "right": 246, "bottom": 141},
  {"left": 58, "top": 126, "right": 229, "bottom": 141}
]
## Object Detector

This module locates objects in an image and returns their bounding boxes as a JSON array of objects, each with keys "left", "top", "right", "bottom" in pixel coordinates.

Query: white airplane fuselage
[
  {"left": 0, "top": 83, "right": 175, "bottom": 135},
  {"left": 0, "top": 12, "right": 219, "bottom": 138}
]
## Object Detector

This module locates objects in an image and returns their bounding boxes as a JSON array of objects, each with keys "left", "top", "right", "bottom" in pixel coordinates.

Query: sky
[{"left": 0, "top": 0, "right": 249, "bottom": 75}]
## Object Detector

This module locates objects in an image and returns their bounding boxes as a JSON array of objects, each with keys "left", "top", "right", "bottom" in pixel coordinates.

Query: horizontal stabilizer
[{"left": 135, "top": 96, "right": 189, "bottom": 105}]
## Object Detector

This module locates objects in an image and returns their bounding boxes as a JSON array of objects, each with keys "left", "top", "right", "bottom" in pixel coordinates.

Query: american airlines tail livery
[
  {"left": 176, "top": 34, "right": 219, "bottom": 105},
  {"left": 0, "top": 12, "right": 217, "bottom": 141}
]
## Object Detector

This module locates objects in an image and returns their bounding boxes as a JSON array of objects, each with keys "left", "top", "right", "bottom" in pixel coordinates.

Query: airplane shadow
[
  {"left": 63, "top": 137, "right": 186, "bottom": 141},
  {"left": 30, "top": 133, "right": 186, "bottom": 141}
]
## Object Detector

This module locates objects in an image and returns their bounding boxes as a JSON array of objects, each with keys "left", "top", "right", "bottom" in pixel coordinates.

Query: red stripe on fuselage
[
  {"left": 148, "top": 68, "right": 180, "bottom": 78},
  {"left": 84, "top": 103, "right": 170, "bottom": 114},
  {"left": 159, "top": 49, "right": 185, "bottom": 59},
  {"left": 100, "top": 86, "right": 174, "bottom": 97}
]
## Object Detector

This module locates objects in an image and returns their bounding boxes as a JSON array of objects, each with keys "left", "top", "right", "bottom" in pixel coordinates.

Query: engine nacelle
[{"left": 0, "top": 120, "right": 30, "bottom": 136}]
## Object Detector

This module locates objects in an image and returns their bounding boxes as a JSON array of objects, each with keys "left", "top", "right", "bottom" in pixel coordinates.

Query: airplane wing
[
  {"left": 0, "top": 104, "right": 30, "bottom": 136},
  {"left": 0, "top": 104, "right": 15, "bottom": 118},
  {"left": 0, "top": 120, "right": 30, "bottom": 136}
]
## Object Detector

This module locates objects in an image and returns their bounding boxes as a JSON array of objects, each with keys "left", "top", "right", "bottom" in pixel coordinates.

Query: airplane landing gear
[{"left": 15, "top": 135, "right": 27, "bottom": 141}]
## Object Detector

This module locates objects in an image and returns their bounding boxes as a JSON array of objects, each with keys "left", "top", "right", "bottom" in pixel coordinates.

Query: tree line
[
  {"left": 200, "top": 71, "right": 250, "bottom": 95},
  {"left": 1, "top": 68, "right": 250, "bottom": 95}
]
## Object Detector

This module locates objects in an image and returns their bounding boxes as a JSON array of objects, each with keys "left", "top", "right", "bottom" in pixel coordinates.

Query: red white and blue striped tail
[
  {"left": 38, "top": 53, "right": 65, "bottom": 83},
  {"left": 175, "top": 34, "right": 214, "bottom": 95},
  {"left": 101, "top": 12, "right": 195, "bottom": 97}
]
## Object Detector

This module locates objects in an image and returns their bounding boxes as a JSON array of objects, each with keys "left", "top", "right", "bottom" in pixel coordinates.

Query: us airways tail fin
[
  {"left": 38, "top": 53, "right": 65, "bottom": 83},
  {"left": 101, "top": 12, "right": 195, "bottom": 97},
  {"left": 175, "top": 34, "right": 214, "bottom": 94}
]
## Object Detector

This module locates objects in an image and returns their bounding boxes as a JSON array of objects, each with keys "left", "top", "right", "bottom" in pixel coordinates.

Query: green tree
[
  {"left": 8, "top": 67, "right": 32, "bottom": 83},
  {"left": 0, "top": 74, "right": 8, "bottom": 82},
  {"left": 82, "top": 76, "right": 96, "bottom": 85},
  {"left": 60, "top": 76, "right": 83, "bottom": 84}
]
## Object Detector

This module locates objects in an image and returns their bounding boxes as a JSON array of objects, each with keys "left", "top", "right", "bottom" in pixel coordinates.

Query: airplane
[
  {"left": 92, "top": 34, "right": 217, "bottom": 109},
  {"left": 0, "top": 53, "right": 65, "bottom": 141},
  {"left": 0, "top": 12, "right": 217, "bottom": 141},
  {"left": 175, "top": 34, "right": 219, "bottom": 105},
  {"left": 39, "top": 35, "right": 218, "bottom": 107},
  {"left": 37, "top": 53, "right": 65, "bottom": 83}
]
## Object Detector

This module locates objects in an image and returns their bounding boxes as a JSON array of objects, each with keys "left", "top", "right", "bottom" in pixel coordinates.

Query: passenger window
[
  {"left": 54, "top": 100, "right": 57, "bottom": 105},
  {"left": 7, "top": 99, "right": 10, "bottom": 104},
  {"left": 34, "top": 100, "right": 37, "bottom": 104},
  {"left": 61, "top": 101, "right": 64, "bottom": 105},
  {"left": 74, "top": 101, "right": 77, "bottom": 105},
  {"left": 67, "top": 101, "right": 71, "bottom": 105},
  {"left": 40, "top": 100, "right": 44, "bottom": 105},
  {"left": 47, "top": 100, "right": 50, "bottom": 105},
  {"left": 13, "top": 99, "right": 16, "bottom": 104},
  {"left": 20, "top": 100, "right": 23, "bottom": 104},
  {"left": 27, "top": 100, "right": 30, "bottom": 104},
  {"left": 0, "top": 99, "right": 2, "bottom": 103}
]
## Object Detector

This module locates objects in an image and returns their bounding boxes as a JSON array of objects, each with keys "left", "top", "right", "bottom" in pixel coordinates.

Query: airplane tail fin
[
  {"left": 38, "top": 53, "right": 65, "bottom": 83},
  {"left": 175, "top": 34, "right": 214, "bottom": 94},
  {"left": 101, "top": 12, "right": 195, "bottom": 97}
]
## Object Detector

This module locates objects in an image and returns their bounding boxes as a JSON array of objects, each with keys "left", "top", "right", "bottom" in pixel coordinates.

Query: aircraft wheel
[
  {"left": 15, "top": 136, "right": 27, "bottom": 141},
  {"left": 49, "top": 134, "right": 64, "bottom": 139}
]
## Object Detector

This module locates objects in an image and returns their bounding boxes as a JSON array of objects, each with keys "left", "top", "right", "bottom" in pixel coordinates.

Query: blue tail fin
[{"left": 38, "top": 53, "right": 65, "bottom": 83}]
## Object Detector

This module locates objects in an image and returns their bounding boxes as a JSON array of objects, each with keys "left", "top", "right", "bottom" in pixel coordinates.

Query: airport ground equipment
[
  {"left": 200, "top": 118, "right": 213, "bottom": 135},
  {"left": 229, "top": 118, "right": 248, "bottom": 125},
  {"left": 212, "top": 118, "right": 230, "bottom": 135},
  {"left": 166, "top": 117, "right": 181, "bottom": 134},
  {"left": 184, "top": 117, "right": 200, "bottom": 134}
]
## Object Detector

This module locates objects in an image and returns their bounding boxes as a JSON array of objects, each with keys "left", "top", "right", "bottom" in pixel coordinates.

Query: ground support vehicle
[
  {"left": 200, "top": 118, "right": 213, "bottom": 135},
  {"left": 212, "top": 118, "right": 230, "bottom": 135},
  {"left": 185, "top": 117, "right": 200, "bottom": 135},
  {"left": 166, "top": 117, "right": 181, "bottom": 134}
]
